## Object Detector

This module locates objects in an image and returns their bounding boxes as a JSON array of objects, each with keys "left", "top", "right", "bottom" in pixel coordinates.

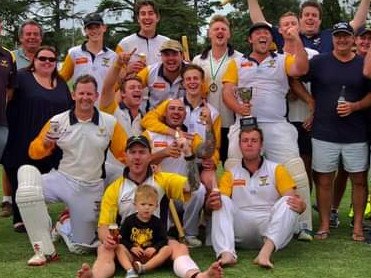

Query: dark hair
[
  {"left": 73, "top": 74, "right": 98, "bottom": 92},
  {"left": 181, "top": 64, "right": 205, "bottom": 80},
  {"left": 239, "top": 127, "right": 264, "bottom": 142},
  {"left": 18, "top": 19, "right": 43, "bottom": 39},
  {"left": 119, "top": 75, "right": 143, "bottom": 92},
  {"left": 27, "top": 45, "right": 58, "bottom": 87},
  {"left": 299, "top": 1, "right": 323, "bottom": 20},
  {"left": 135, "top": 0, "right": 159, "bottom": 17}
]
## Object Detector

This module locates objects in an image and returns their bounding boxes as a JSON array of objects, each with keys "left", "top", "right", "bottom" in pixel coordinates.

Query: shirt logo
[
  {"left": 259, "top": 175, "right": 270, "bottom": 186},
  {"left": 267, "top": 59, "right": 276, "bottom": 68},
  {"left": 241, "top": 61, "right": 254, "bottom": 68},
  {"left": 153, "top": 82, "right": 166, "bottom": 90},
  {"left": 233, "top": 179, "right": 246, "bottom": 187},
  {"left": 153, "top": 141, "right": 168, "bottom": 148},
  {"left": 0, "top": 59, "right": 9, "bottom": 68},
  {"left": 76, "top": 57, "right": 88, "bottom": 65},
  {"left": 101, "top": 57, "right": 110, "bottom": 67}
]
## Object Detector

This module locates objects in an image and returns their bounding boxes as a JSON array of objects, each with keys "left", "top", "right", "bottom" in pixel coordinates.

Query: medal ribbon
[{"left": 210, "top": 51, "right": 228, "bottom": 82}]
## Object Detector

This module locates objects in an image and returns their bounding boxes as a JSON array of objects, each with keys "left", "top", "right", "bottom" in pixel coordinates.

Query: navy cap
[
  {"left": 83, "top": 13, "right": 104, "bottom": 28},
  {"left": 332, "top": 22, "right": 354, "bottom": 36},
  {"left": 126, "top": 135, "right": 151, "bottom": 151},
  {"left": 356, "top": 25, "right": 371, "bottom": 36},
  {"left": 248, "top": 22, "right": 272, "bottom": 37}
]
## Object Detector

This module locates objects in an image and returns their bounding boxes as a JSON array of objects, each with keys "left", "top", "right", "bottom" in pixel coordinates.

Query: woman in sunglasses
[{"left": 2, "top": 45, "right": 73, "bottom": 233}]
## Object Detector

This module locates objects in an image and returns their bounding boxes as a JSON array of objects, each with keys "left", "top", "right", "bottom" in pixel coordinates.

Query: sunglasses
[{"left": 37, "top": 56, "right": 57, "bottom": 62}]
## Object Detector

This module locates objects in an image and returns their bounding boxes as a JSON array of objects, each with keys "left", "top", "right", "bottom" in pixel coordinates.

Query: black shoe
[{"left": 14, "top": 222, "right": 27, "bottom": 233}]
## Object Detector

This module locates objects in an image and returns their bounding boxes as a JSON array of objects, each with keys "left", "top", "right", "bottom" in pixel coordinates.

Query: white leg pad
[
  {"left": 16, "top": 165, "right": 55, "bottom": 256},
  {"left": 173, "top": 255, "right": 199, "bottom": 278},
  {"left": 283, "top": 158, "right": 312, "bottom": 231}
]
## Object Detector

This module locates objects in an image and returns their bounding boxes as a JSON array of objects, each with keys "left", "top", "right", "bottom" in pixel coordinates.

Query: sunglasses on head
[{"left": 37, "top": 56, "right": 57, "bottom": 62}]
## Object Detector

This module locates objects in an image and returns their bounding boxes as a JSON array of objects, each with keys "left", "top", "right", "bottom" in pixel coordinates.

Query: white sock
[{"left": 2, "top": 196, "right": 12, "bottom": 204}]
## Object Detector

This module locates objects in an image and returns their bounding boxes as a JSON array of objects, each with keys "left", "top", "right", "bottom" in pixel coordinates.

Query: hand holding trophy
[{"left": 237, "top": 87, "right": 257, "bottom": 129}]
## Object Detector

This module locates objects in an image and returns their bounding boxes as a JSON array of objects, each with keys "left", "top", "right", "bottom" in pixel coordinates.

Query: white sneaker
[{"left": 185, "top": 236, "right": 202, "bottom": 248}]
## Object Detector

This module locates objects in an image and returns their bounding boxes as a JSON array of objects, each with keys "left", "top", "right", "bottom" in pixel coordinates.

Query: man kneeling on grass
[{"left": 77, "top": 135, "right": 223, "bottom": 278}]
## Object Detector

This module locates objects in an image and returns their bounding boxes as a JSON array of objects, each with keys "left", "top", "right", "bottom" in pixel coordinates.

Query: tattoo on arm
[
  {"left": 195, "top": 129, "right": 216, "bottom": 159},
  {"left": 186, "top": 160, "right": 200, "bottom": 192}
]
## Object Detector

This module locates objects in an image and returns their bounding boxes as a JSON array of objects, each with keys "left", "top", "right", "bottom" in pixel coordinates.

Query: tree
[
  {"left": 322, "top": 0, "right": 342, "bottom": 29},
  {"left": 29, "top": 0, "right": 84, "bottom": 55},
  {"left": 0, "top": 0, "right": 32, "bottom": 48},
  {"left": 225, "top": 0, "right": 300, "bottom": 53}
]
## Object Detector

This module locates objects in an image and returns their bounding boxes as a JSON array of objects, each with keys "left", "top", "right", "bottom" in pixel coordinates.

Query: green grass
[{"left": 1, "top": 186, "right": 371, "bottom": 277}]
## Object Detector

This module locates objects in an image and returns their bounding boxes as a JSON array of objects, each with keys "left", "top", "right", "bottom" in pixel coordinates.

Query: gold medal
[{"left": 209, "top": 82, "right": 218, "bottom": 93}]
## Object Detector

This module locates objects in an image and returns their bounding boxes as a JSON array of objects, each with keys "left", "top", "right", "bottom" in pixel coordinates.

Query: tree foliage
[{"left": 225, "top": 0, "right": 300, "bottom": 53}]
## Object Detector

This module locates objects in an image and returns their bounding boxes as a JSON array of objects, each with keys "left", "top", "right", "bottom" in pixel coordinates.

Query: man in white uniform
[
  {"left": 207, "top": 127, "right": 306, "bottom": 269},
  {"left": 222, "top": 22, "right": 312, "bottom": 239},
  {"left": 16, "top": 75, "right": 128, "bottom": 266}
]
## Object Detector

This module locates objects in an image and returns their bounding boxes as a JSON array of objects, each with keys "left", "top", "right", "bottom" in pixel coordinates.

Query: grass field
[{"left": 1, "top": 183, "right": 371, "bottom": 277}]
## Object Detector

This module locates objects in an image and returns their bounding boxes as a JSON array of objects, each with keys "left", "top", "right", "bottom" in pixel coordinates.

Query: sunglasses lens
[{"left": 38, "top": 56, "right": 56, "bottom": 62}]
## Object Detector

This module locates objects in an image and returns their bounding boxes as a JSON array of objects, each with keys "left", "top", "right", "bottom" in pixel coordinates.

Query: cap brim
[
  {"left": 84, "top": 21, "right": 103, "bottom": 27},
  {"left": 332, "top": 30, "right": 353, "bottom": 36},
  {"left": 125, "top": 141, "right": 150, "bottom": 151}
]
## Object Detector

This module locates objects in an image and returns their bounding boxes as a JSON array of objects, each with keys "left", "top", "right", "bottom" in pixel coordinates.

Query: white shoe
[
  {"left": 51, "top": 221, "right": 61, "bottom": 242},
  {"left": 185, "top": 236, "right": 202, "bottom": 248}
]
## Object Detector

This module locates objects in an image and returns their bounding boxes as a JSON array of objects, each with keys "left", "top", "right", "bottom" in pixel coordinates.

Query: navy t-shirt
[
  {"left": 303, "top": 53, "right": 371, "bottom": 143},
  {"left": 272, "top": 26, "right": 333, "bottom": 53}
]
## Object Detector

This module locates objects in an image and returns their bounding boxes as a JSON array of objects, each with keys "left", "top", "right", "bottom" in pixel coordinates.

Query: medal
[
  {"left": 209, "top": 82, "right": 218, "bottom": 93},
  {"left": 209, "top": 51, "right": 228, "bottom": 94}
]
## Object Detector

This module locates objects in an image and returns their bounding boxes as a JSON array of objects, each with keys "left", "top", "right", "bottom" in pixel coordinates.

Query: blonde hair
[
  {"left": 209, "top": 14, "right": 230, "bottom": 28},
  {"left": 134, "top": 184, "right": 159, "bottom": 203}
]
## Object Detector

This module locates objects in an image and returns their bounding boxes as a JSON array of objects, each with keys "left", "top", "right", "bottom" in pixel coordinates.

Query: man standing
[
  {"left": 137, "top": 39, "right": 185, "bottom": 110},
  {"left": 0, "top": 19, "right": 17, "bottom": 217},
  {"left": 16, "top": 75, "right": 128, "bottom": 266},
  {"left": 293, "top": 22, "right": 371, "bottom": 241},
  {"left": 222, "top": 22, "right": 312, "bottom": 239},
  {"left": 59, "top": 13, "right": 117, "bottom": 96},
  {"left": 13, "top": 19, "right": 43, "bottom": 68},
  {"left": 116, "top": 0, "right": 169, "bottom": 67},
  {"left": 247, "top": 0, "right": 370, "bottom": 53},
  {"left": 208, "top": 127, "right": 306, "bottom": 268},
  {"left": 193, "top": 15, "right": 242, "bottom": 164}
]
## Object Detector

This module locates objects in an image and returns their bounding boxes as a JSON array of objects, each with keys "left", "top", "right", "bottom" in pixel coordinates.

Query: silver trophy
[{"left": 237, "top": 87, "right": 257, "bottom": 129}]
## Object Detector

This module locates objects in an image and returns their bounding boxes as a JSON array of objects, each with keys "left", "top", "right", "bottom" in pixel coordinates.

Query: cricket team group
[{"left": 1, "top": 0, "right": 371, "bottom": 277}]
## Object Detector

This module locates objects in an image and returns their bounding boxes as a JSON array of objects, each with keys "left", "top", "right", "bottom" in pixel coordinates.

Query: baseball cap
[
  {"left": 248, "top": 22, "right": 272, "bottom": 37},
  {"left": 356, "top": 25, "right": 371, "bottom": 36},
  {"left": 83, "top": 13, "right": 104, "bottom": 28},
  {"left": 160, "top": 39, "right": 183, "bottom": 52},
  {"left": 126, "top": 135, "right": 151, "bottom": 151},
  {"left": 332, "top": 22, "right": 354, "bottom": 36}
]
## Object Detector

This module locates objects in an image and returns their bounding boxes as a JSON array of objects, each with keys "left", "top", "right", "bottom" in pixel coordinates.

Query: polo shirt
[
  {"left": 272, "top": 26, "right": 333, "bottom": 53},
  {"left": 12, "top": 48, "right": 31, "bottom": 69},
  {"left": 219, "top": 159, "right": 295, "bottom": 211},
  {"left": 59, "top": 42, "right": 117, "bottom": 93},
  {"left": 98, "top": 169, "right": 187, "bottom": 226},
  {"left": 193, "top": 47, "right": 243, "bottom": 127},
  {"left": 137, "top": 62, "right": 186, "bottom": 110},
  {"left": 116, "top": 33, "right": 169, "bottom": 65},
  {"left": 223, "top": 52, "right": 294, "bottom": 123},
  {"left": 29, "top": 108, "right": 127, "bottom": 183}
]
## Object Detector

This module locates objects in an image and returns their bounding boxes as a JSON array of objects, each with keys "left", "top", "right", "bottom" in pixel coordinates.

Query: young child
[{"left": 117, "top": 184, "right": 171, "bottom": 278}]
